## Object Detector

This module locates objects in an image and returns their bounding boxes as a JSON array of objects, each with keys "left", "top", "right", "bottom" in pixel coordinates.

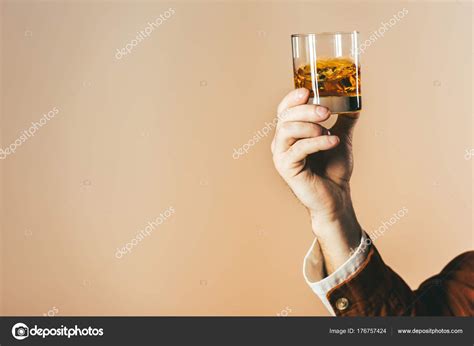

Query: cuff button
[{"left": 335, "top": 297, "right": 349, "bottom": 311}]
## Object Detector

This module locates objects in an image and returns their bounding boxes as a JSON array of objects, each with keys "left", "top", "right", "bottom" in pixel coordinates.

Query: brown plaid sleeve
[{"left": 326, "top": 246, "right": 474, "bottom": 316}]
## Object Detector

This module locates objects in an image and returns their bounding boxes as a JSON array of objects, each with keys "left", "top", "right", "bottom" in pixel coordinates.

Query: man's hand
[{"left": 271, "top": 88, "right": 362, "bottom": 273}]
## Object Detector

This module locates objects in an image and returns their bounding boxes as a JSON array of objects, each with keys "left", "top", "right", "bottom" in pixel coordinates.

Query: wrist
[
  {"left": 309, "top": 205, "right": 362, "bottom": 272},
  {"left": 310, "top": 205, "right": 358, "bottom": 231},
  {"left": 311, "top": 204, "right": 361, "bottom": 236}
]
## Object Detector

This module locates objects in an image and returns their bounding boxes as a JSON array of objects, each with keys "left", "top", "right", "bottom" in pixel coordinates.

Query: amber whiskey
[{"left": 294, "top": 58, "right": 361, "bottom": 113}]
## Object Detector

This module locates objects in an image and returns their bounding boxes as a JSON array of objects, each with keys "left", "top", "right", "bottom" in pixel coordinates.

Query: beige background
[{"left": 0, "top": 0, "right": 472, "bottom": 316}]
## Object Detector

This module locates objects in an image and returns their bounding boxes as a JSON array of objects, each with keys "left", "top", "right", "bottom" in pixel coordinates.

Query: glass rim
[{"left": 291, "top": 31, "right": 359, "bottom": 38}]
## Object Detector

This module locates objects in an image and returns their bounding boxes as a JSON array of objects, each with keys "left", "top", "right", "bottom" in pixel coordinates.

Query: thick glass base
[{"left": 308, "top": 96, "right": 362, "bottom": 114}]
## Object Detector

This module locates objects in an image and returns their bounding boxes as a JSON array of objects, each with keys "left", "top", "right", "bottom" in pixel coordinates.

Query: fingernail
[
  {"left": 297, "top": 88, "right": 307, "bottom": 99},
  {"left": 316, "top": 106, "right": 328, "bottom": 116},
  {"left": 328, "top": 136, "right": 339, "bottom": 144}
]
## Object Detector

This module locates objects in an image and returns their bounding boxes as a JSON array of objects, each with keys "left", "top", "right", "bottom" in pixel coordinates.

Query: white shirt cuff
[{"left": 303, "top": 232, "right": 370, "bottom": 315}]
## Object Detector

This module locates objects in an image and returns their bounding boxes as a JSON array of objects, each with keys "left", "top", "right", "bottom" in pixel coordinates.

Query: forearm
[{"left": 310, "top": 203, "right": 362, "bottom": 274}]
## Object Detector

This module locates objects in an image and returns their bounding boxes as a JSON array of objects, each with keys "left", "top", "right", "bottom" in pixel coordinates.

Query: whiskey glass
[{"left": 291, "top": 31, "right": 361, "bottom": 114}]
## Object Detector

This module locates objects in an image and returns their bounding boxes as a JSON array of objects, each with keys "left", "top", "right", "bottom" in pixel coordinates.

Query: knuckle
[
  {"left": 272, "top": 154, "right": 285, "bottom": 171},
  {"left": 287, "top": 144, "right": 299, "bottom": 156},
  {"left": 279, "top": 122, "right": 295, "bottom": 134},
  {"left": 277, "top": 98, "right": 289, "bottom": 114},
  {"left": 278, "top": 108, "right": 291, "bottom": 121}
]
